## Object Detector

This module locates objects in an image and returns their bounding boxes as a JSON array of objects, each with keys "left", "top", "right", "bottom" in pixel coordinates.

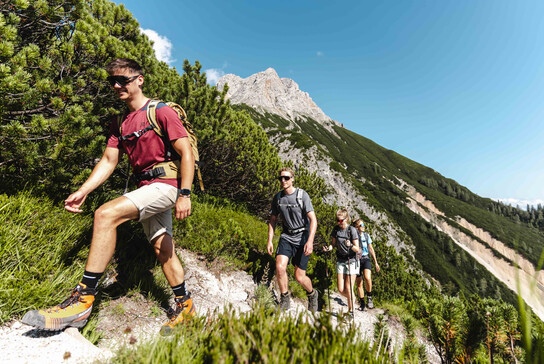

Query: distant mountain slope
[{"left": 217, "top": 69, "right": 544, "bottom": 319}]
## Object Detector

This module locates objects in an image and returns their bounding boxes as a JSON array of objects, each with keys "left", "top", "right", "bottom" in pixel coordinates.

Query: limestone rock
[{"left": 217, "top": 68, "right": 340, "bottom": 130}]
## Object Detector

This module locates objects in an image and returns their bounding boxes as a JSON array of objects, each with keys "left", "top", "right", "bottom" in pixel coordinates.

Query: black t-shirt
[{"left": 331, "top": 225, "right": 359, "bottom": 261}]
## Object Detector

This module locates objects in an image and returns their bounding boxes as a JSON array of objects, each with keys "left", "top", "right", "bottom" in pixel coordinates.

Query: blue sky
[{"left": 120, "top": 0, "right": 543, "bottom": 206}]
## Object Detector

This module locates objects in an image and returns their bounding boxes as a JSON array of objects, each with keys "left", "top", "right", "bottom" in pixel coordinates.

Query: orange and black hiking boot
[
  {"left": 21, "top": 283, "right": 95, "bottom": 331},
  {"left": 160, "top": 295, "right": 196, "bottom": 336}
]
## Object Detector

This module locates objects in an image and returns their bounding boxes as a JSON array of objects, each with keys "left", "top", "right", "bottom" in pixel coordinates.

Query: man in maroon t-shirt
[{"left": 22, "top": 58, "right": 195, "bottom": 336}]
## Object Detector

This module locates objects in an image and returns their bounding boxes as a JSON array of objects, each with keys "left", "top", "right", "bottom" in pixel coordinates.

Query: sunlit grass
[
  {"left": 0, "top": 192, "right": 92, "bottom": 323},
  {"left": 112, "top": 306, "right": 393, "bottom": 363}
]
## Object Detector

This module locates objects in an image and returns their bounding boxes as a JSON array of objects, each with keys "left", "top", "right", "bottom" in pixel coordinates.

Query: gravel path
[
  {"left": 0, "top": 322, "right": 113, "bottom": 364},
  {"left": 1, "top": 249, "right": 440, "bottom": 363}
]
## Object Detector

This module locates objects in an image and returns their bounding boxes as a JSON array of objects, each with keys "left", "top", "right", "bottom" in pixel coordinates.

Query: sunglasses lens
[
  {"left": 108, "top": 75, "right": 138, "bottom": 86},
  {"left": 107, "top": 76, "right": 125, "bottom": 86},
  {"left": 278, "top": 176, "right": 291, "bottom": 181}
]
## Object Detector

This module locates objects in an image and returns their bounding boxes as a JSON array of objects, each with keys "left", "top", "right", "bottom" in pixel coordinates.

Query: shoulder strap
[
  {"left": 275, "top": 191, "right": 283, "bottom": 210},
  {"left": 296, "top": 188, "right": 304, "bottom": 210},
  {"left": 146, "top": 99, "right": 164, "bottom": 137},
  {"left": 116, "top": 113, "right": 124, "bottom": 135}
]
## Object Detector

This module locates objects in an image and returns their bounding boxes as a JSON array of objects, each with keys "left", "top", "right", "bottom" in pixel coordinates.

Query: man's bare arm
[
  {"left": 65, "top": 147, "right": 121, "bottom": 213},
  {"left": 267, "top": 215, "right": 277, "bottom": 255},
  {"left": 171, "top": 137, "right": 195, "bottom": 220}
]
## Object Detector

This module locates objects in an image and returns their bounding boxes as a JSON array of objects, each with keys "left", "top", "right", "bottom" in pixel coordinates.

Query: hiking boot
[
  {"left": 358, "top": 297, "right": 366, "bottom": 311},
  {"left": 307, "top": 290, "right": 318, "bottom": 313},
  {"left": 21, "top": 283, "right": 95, "bottom": 331},
  {"left": 367, "top": 296, "right": 374, "bottom": 309},
  {"left": 279, "top": 293, "right": 290, "bottom": 311},
  {"left": 160, "top": 295, "right": 196, "bottom": 336}
]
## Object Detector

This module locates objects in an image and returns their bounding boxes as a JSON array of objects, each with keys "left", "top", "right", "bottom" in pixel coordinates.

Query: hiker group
[{"left": 22, "top": 58, "right": 380, "bottom": 335}]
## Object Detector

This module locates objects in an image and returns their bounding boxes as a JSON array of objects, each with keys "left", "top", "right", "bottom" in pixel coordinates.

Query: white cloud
[
  {"left": 140, "top": 28, "right": 175, "bottom": 65},
  {"left": 494, "top": 198, "right": 544, "bottom": 210},
  {"left": 205, "top": 68, "right": 226, "bottom": 85},
  {"left": 317, "top": 51, "right": 324, "bottom": 56}
]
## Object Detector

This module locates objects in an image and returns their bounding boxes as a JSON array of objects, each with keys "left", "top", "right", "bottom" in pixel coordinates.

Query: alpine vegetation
[{"left": 1, "top": 1, "right": 543, "bottom": 363}]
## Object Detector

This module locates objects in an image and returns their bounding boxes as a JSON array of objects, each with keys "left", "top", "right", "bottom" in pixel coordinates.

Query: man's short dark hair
[{"left": 105, "top": 58, "right": 143, "bottom": 75}]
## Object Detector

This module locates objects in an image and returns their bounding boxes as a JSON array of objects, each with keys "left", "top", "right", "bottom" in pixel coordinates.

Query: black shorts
[
  {"left": 357, "top": 256, "right": 372, "bottom": 276},
  {"left": 276, "top": 232, "right": 310, "bottom": 271}
]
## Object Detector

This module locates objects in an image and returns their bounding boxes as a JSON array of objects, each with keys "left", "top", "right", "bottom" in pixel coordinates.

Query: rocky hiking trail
[{"left": 1, "top": 249, "right": 439, "bottom": 363}]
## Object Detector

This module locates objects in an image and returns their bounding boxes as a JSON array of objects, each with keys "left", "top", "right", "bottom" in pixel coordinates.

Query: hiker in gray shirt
[{"left": 267, "top": 167, "right": 318, "bottom": 312}]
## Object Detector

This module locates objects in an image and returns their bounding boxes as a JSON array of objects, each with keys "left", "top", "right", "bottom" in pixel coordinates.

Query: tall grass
[
  {"left": 113, "top": 305, "right": 393, "bottom": 363},
  {"left": 517, "top": 247, "right": 544, "bottom": 364},
  {"left": 0, "top": 192, "right": 93, "bottom": 323}
]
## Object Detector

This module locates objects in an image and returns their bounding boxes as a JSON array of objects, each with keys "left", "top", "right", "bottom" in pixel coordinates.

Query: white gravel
[{"left": 0, "top": 322, "right": 113, "bottom": 364}]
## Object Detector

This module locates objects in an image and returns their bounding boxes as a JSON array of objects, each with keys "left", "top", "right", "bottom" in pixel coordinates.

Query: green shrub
[
  {"left": 113, "top": 306, "right": 392, "bottom": 363},
  {"left": 174, "top": 195, "right": 270, "bottom": 270}
]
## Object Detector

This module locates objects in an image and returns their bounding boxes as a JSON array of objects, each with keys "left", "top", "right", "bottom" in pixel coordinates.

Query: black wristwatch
[{"left": 179, "top": 189, "right": 191, "bottom": 198}]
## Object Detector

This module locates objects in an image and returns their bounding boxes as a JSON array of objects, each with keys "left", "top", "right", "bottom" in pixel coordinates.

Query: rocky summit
[{"left": 217, "top": 68, "right": 335, "bottom": 125}]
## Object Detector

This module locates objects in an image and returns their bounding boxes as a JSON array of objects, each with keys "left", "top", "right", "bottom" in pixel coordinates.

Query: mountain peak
[
  {"left": 262, "top": 67, "right": 279, "bottom": 76},
  {"left": 216, "top": 69, "right": 334, "bottom": 125}
]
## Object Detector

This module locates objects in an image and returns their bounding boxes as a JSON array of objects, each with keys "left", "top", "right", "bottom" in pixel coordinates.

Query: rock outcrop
[{"left": 217, "top": 68, "right": 341, "bottom": 130}]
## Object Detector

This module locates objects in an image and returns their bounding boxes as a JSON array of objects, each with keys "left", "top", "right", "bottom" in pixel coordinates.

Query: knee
[
  {"left": 355, "top": 277, "right": 362, "bottom": 286},
  {"left": 294, "top": 269, "right": 307, "bottom": 283},
  {"left": 276, "top": 262, "right": 287, "bottom": 276},
  {"left": 154, "top": 238, "right": 174, "bottom": 264},
  {"left": 94, "top": 205, "right": 116, "bottom": 226}
]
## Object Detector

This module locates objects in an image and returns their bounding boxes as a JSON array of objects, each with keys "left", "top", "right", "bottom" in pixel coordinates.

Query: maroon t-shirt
[{"left": 107, "top": 100, "right": 188, "bottom": 188}]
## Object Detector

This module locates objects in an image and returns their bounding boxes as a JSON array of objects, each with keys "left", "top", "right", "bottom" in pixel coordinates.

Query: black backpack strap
[
  {"left": 275, "top": 191, "right": 283, "bottom": 211},
  {"left": 118, "top": 124, "right": 153, "bottom": 142}
]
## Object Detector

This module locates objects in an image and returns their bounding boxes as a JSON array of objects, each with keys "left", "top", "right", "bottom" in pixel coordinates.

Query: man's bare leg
[
  {"left": 85, "top": 196, "right": 139, "bottom": 272},
  {"left": 153, "top": 233, "right": 184, "bottom": 286},
  {"left": 276, "top": 255, "right": 290, "bottom": 294}
]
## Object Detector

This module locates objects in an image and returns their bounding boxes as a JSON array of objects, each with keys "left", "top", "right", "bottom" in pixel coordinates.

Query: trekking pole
[
  {"left": 347, "top": 255, "right": 355, "bottom": 324},
  {"left": 326, "top": 250, "right": 332, "bottom": 314}
]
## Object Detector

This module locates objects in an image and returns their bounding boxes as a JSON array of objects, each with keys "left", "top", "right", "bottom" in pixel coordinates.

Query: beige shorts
[
  {"left": 336, "top": 258, "right": 360, "bottom": 275},
  {"left": 123, "top": 182, "right": 178, "bottom": 242}
]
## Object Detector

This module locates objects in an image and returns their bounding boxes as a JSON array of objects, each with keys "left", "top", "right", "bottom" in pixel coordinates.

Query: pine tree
[{"left": 0, "top": 0, "right": 162, "bottom": 198}]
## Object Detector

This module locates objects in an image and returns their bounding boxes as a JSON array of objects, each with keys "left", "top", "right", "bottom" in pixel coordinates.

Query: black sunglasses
[
  {"left": 337, "top": 218, "right": 345, "bottom": 222},
  {"left": 277, "top": 176, "right": 292, "bottom": 181},
  {"left": 107, "top": 75, "right": 140, "bottom": 87}
]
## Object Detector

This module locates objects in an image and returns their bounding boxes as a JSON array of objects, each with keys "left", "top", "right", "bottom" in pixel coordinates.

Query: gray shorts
[
  {"left": 123, "top": 182, "right": 178, "bottom": 242},
  {"left": 336, "top": 258, "right": 359, "bottom": 275}
]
